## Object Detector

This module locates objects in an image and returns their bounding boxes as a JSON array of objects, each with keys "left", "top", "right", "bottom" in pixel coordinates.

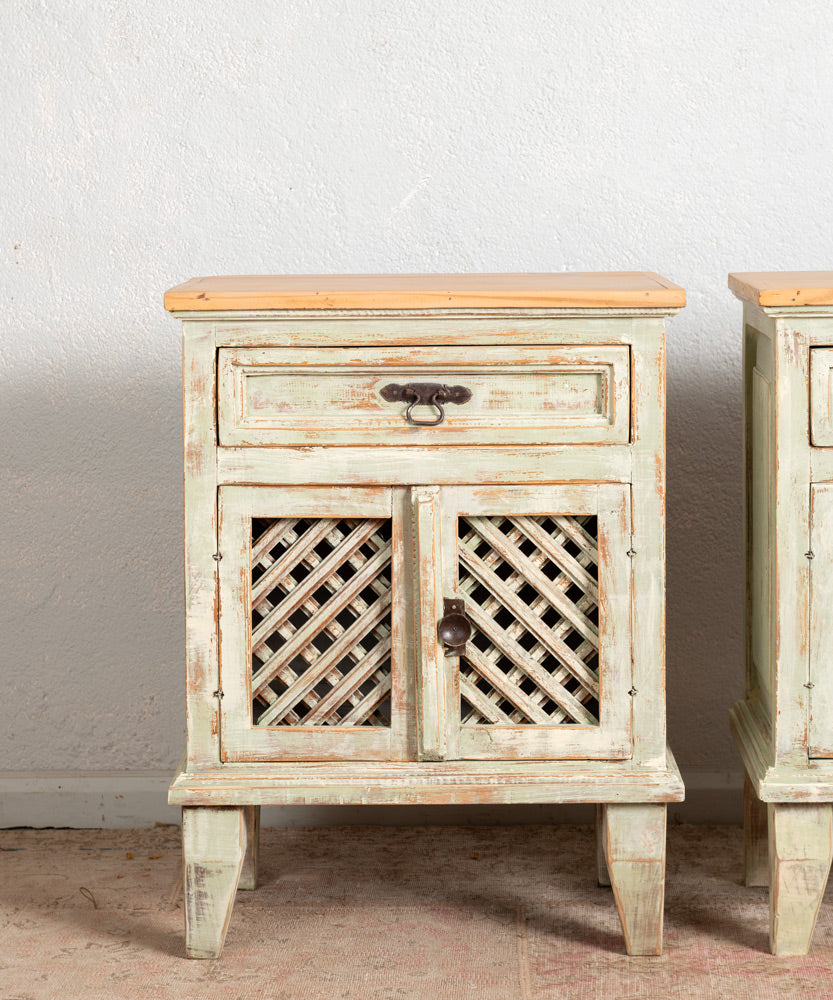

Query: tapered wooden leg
[
  {"left": 595, "top": 804, "right": 611, "bottom": 886},
  {"left": 768, "top": 802, "right": 833, "bottom": 955},
  {"left": 239, "top": 805, "right": 261, "bottom": 891},
  {"left": 744, "top": 774, "right": 769, "bottom": 887},
  {"left": 182, "top": 806, "right": 247, "bottom": 959},
  {"left": 604, "top": 803, "right": 666, "bottom": 955}
]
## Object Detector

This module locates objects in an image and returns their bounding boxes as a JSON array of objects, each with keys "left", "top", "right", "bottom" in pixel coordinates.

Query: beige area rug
[{"left": 2, "top": 824, "right": 833, "bottom": 999}]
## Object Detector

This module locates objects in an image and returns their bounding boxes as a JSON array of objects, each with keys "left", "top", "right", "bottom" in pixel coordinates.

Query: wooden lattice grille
[
  {"left": 249, "top": 516, "right": 393, "bottom": 727},
  {"left": 458, "top": 514, "right": 600, "bottom": 726}
]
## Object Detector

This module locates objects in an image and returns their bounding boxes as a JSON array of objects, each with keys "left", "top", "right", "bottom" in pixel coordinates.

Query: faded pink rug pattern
[{"left": 3, "top": 824, "right": 833, "bottom": 999}]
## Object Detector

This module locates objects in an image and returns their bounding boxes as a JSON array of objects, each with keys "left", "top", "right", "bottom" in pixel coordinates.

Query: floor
[{"left": 3, "top": 824, "right": 833, "bottom": 999}]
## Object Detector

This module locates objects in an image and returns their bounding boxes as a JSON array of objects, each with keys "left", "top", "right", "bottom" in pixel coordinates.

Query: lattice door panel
[
  {"left": 447, "top": 484, "right": 632, "bottom": 761},
  {"left": 458, "top": 514, "right": 600, "bottom": 727},
  {"left": 218, "top": 485, "right": 401, "bottom": 762},
  {"left": 250, "top": 516, "right": 393, "bottom": 728}
]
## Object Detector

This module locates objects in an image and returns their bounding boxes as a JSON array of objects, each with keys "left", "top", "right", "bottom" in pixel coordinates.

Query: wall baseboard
[{"left": 0, "top": 769, "right": 745, "bottom": 828}]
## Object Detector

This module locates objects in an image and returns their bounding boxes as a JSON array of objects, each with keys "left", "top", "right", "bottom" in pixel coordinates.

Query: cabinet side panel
[
  {"left": 810, "top": 486, "right": 833, "bottom": 756},
  {"left": 748, "top": 345, "right": 775, "bottom": 717},
  {"left": 183, "top": 321, "right": 220, "bottom": 766},
  {"left": 772, "top": 316, "right": 811, "bottom": 763}
]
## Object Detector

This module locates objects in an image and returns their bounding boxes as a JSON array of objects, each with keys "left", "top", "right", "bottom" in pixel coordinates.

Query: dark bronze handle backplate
[
  {"left": 380, "top": 382, "right": 472, "bottom": 426},
  {"left": 437, "top": 597, "right": 473, "bottom": 656}
]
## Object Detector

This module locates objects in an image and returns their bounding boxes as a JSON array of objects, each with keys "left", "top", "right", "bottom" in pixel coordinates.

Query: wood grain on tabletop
[
  {"left": 729, "top": 271, "right": 833, "bottom": 306},
  {"left": 165, "top": 272, "right": 686, "bottom": 311}
]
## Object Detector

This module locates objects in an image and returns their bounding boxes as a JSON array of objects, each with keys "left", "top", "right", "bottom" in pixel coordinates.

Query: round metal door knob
[
  {"left": 437, "top": 613, "right": 472, "bottom": 647},
  {"left": 437, "top": 598, "right": 473, "bottom": 652}
]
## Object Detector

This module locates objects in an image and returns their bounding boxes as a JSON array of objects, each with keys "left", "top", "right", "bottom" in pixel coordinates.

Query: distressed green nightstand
[
  {"left": 730, "top": 271, "right": 833, "bottom": 955},
  {"left": 165, "top": 272, "right": 685, "bottom": 958}
]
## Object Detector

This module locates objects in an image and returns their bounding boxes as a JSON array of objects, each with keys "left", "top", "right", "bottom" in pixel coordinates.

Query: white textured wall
[{"left": 3, "top": 0, "right": 832, "bottom": 824}]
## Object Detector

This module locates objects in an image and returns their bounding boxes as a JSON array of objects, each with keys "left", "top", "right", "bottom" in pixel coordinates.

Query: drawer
[
  {"left": 811, "top": 347, "right": 833, "bottom": 446},
  {"left": 217, "top": 346, "right": 630, "bottom": 447}
]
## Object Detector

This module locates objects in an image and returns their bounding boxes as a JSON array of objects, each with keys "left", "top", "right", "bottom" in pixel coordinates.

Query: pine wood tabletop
[
  {"left": 729, "top": 271, "right": 833, "bottom": 307},
  {"left": 164, "top": 271, "right": 685, "bottom": 311}
]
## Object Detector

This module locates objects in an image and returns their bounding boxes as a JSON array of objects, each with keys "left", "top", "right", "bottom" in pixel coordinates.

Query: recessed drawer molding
[
  {"left": 218, "top": 346, "right": 630, "bottom": 447},
  {"left": 811, "top": 347, "right": 833, "bottom": 446}
]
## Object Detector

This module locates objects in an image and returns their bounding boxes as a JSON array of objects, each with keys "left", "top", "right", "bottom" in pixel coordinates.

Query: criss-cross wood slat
[
  {"left": 253, "top": 519, "right": 391, "bottom": 666},
  {"left": 459, "top": 545, "right": 598, "bottom": 725},
  {"left": 459, "top": 675, "right": 516, "bottom": 724},
  {"left": 465, "top": 600, "right": 598, "bottom": 724},
  {"left": 465, "top": 515, "right": 599, "bottom": 646},
  {"left": 461, "top": 517, "right": 597, "bottom": 676},
  {"left": 458, "top": 517, "right": 599, "bottom": 724},
  {"left": 510, "top": 515, "right": 599, "bottom": 600},
  {"left": 459, "top": 543, "right": 599, "bottom": 695},
  {"left": 248, "top": 516, "right": 393, "bottom": 728},
  {"left": 462, "top": 644, "right": 554, "bottom": 724},
  {"left": 550, "top": 515, "right": 599, "bottom": 566},
  {"left": 300, "top": 635, "right": 393, "bottom": 725},
  {"left": 250, "top": 521, "right": 393, "bottom": 726},
  {"left": 458, "top": 518, "right": 598, "bottom": 724},
  {"left": 459, "top": 522, "right": 569, "bottom": 724},
  {"left": 256, "top": 593, "right": 392, "bottom": 727},
  {"left": 251, "top": 518, "right": 338, "bottom": 605},
  {"left": 252, "top": 539, "right": 391, "bottom": 686},
  {"left": 458, "top": 514, "right": 601, "bottom": 727},
  {"left": 338, "top": 674, "right": 393, "bottom": 726},
  {"left": 252, "top": 519, "right": 385, "bottom": 649},
  {"left": 251, "top": 517, "right": 301, "bottom": 564},
  {"left": 254, "top": 520, "right": 392, "bottom": 652},
  {"left": 464, "top": 517, "right": 598, "bottom": 666}
]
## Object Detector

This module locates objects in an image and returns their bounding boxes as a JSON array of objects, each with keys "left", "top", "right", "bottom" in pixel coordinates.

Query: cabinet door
[
  {"left": 414, "top": 484, "right": 633, "bottom": 760},
  {"left": 218, "top": 485, "right": 408, "bottom": 761}
]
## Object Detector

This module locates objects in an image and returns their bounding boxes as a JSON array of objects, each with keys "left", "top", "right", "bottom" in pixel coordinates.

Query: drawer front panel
[
  {"left": 218, "top": 346, "right": 630, "bottom": 446},
  {"left": 811, "top": 347, "right": 833, "bottom": 446}
]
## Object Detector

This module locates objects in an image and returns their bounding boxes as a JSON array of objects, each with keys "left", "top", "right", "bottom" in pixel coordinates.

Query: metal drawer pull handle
[
  {"left": 380, "top": 382, "right": 472, "bottom": 426},
  {"left": 406, "top": 390, "right": 445, "bottom": 427},
  {"left": 437, "top": 597, "right": 473, "bottom": 656}
]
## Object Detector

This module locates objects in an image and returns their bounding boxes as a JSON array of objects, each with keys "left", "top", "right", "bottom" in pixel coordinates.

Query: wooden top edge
[
  {"left": 729, "top": 271, "right": 833, "bottom": 306},
  {"left": 164, "top": 272, "right": 686, "bottom": 311}
]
